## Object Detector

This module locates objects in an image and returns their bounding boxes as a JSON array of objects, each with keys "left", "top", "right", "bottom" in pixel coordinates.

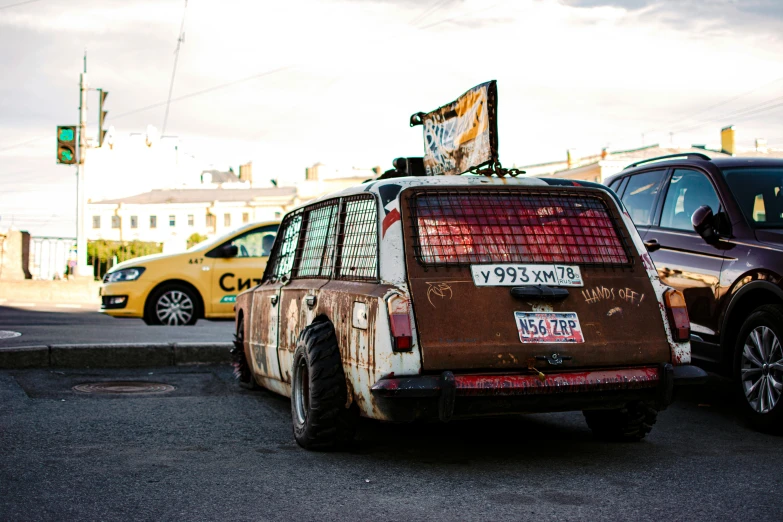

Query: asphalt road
[
  {"left": 1, "top": 365, "right": 780, "bottom": 521},
  {"left": 0, "top": 304, "right": 233, "bottom": 347}
]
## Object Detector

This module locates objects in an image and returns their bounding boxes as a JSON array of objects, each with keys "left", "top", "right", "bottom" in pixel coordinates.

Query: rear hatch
[{"left": 401, "top": 185, "right": 670, "bottom": 372}]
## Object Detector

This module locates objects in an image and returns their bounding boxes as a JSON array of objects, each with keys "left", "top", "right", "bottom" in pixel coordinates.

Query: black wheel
[
  {"left": 232, "top": 317, "right": 259, "bottom": 390},
  {"left": 583, "top": 402, "right": 658, "bottom": 442},
  {"left": 734, "top": 305, "right": 783, "bottom": 433},
  {"left": 291, "top": 320, "right": 356, "bottom": 450},
  {"left": 144, "top": 283, "right": 199, "bottom": 326}
]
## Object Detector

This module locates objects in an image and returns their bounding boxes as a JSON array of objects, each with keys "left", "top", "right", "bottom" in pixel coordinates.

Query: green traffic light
[
  {"left": 58, "top": 128, "right": 75, "bottom": 142},
  {"left": 59, "top": 149, "right": 74, "bottom": 162}
]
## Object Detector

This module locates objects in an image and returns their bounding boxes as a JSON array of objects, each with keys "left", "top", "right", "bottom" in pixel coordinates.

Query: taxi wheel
[
  {"left": 291, "top": 320, "right": 356, "bottom": 450},
  {"left": 144, "top": 284, "right": 199, "bottom": 326}
]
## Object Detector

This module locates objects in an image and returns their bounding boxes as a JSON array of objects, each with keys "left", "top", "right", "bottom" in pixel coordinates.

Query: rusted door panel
[
  {"left": 401, "top": 187, "right": 671, "bottom": 372},
  {"left": 278, "top": 279, "right": 331, "bottom": 383},
  {"left": 248, "top": 283, "right": 283, "bottom": 381}
]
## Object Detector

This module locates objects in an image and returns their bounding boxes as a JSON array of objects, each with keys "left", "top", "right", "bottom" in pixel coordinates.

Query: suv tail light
[
  {"left": 664, "top": 289, "right": 690, "bottom": 342},
  {"left": 386, "top": 293, "right": 413, "bottom": 352}
]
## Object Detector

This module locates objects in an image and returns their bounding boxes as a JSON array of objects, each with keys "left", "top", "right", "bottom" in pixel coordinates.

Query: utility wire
[
  {"left": 418, "top": 1, "right": 505, "bottom": 30},
  {"left": 161, "top": 0, "right": 188, "bottom": 136},
  {"left": 673, "top": 95, "right": 783, "bottom": 134},
  {"left": 646, "top": 75, "right": 783, "bottom": 135},
  {"left": 410, "top": 0, "right": 451, "bottom": 26},
  {"left": 112, "top": 66, "right": 293, "bottom": 121},
  {"left": 0, "top": 0, "right": 45, "bottom": 10}
]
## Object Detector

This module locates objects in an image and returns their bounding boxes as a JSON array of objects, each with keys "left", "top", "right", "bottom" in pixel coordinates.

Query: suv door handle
[
  {"left": 269, "top": 295, "right": 278, "bottom": 306},
  {"left": 644, "top": 239, "right": 661, "bottom": 252},
  {"left": 510, "top": 285, "right": 569, "bottom": 301},
  {"left": 305, "top": 295, "right": 317, "bottom": 308}
]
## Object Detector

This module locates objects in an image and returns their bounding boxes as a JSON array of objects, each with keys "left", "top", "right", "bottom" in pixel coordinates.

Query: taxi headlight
[{"left": 104, "top": 267, "right": 146, "bottom": 283}]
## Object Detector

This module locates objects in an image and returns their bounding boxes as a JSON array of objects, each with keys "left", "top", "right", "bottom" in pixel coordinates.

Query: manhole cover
[
  {"left": 0, "top": 330, "right": 21, "bottom": 339},
  {"left": 72, "top": 381, "right": 176, "bottom": 395}
]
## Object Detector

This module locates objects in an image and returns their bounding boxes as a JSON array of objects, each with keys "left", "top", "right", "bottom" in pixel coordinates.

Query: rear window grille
[
  {"left": 296, "top": 200, "right": 339, "bottom": 279},
  {"left": 409, "top": 190, "right": 630, "bottom": 266},
  {"left": 336, "top": 195, "right": 379, "bottom": 281}
]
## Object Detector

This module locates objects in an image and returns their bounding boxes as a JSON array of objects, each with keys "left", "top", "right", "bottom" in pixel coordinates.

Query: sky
[{"left": 1, "top": 0, "right": 783, "bottom": 237}]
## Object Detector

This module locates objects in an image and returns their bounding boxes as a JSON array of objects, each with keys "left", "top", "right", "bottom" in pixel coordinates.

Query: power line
[
  {"left": 0, "top": 135, "right": 50, "bottom": 153},
  {"left": 646, "top": 75, "right": 783, "bottom": 135},
  {"left": 112, "top": 66, "right": 293, "bottom": 121},
  {"left": 673, "top": 95, "right": 783, "bottom": 134},
  {"left": 410, "top": 0, "right": 451, "bottom": 26},
  {"left": 161, "top": 0, "right": 188, "bottom": 136},
  {"left": 418, "top": 1, "right": 505, "bottom": 30},
  {"left": 0, "top": 0, "right": 45, "bottom": 10}
]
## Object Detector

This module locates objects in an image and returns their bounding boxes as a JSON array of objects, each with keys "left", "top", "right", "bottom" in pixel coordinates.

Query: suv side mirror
[
  {"left": 692, "top": 205, "right": 718, "bottom": 244},
  {"left": 218, "top": 244, "right": 239, "bottom": 258}
]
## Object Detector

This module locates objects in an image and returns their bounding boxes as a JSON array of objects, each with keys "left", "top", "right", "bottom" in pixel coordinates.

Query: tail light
[
  {"left": 386, "top": 293, "right": 413, "bottom": 352},
  {"left": 664, "top": 289, "right": 690, "bottom": 342}
]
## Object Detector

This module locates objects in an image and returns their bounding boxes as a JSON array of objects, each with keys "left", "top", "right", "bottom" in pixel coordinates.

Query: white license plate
[
  {"left": 471, "top": 264, "right": 583, "bottom": 287},
  {"left": 514, "top": 312, "right": 584, "bottom": 343}
]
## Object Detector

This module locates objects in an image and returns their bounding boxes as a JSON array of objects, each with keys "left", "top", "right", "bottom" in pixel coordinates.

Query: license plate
[
  {"left": 471, "top": 264, "right": 583, "bottom": 287},
  {"left": 514, "top": 312, "right": 584, "bottom": 343}
]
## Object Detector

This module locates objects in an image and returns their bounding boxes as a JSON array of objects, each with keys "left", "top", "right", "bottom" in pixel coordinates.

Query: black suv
[{"left": 605, "top": 154, "right": 783, "bottom": 431}]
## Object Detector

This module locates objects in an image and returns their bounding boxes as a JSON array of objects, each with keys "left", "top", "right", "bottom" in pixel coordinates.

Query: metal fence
[{"left": 30, "top": 236, "right": 75, "bottom": 280}]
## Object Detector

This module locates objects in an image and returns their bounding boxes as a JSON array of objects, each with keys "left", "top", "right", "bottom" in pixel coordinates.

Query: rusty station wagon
[{"left": 233, "top": 174, "right": 707, "bottom": 449}]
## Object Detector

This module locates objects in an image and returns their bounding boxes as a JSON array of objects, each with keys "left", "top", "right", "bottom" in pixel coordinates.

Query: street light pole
[{"left": 75, "top": 56, "right": 90, "bottom": 277}]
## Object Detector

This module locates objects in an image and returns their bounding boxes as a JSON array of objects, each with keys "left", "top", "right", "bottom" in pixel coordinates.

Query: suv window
[
  {"left": 265, "top": 210, "right": 303, "bottom": 281},
  {"left": 296, "top": 200, "right": 339, "bottom": 279},
  {"left": 621, "top": 169, "right": 665, "bottom": 226},
  {"left": 336, "top": 195, "right": 378, "bottom": 281},
  {"left": 660, "top": 169, "right": 721, "bottom": 231}
]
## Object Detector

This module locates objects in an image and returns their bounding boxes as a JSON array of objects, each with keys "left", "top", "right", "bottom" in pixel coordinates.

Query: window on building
[
  {"left": 92, "top": 216, "right": 100, "bottom": 229},
  {"left": 274, "top": 211, "right": 282, "bottom": 218},
  {"left": 206, "top": 213, "right": 216, "bottom": 230},
  {"left": 224, "top": 213, "right": 231, "bottom": 227},
  {"left": 169, "top": 215, "right": 176, "bottom": 227},
  {"left": 242, "top": 212, "right": 249, "bottom": 224},
  {"left": 150, "top": 215, "right": 157, "bottom": 229},
  {"left": 188, "top": 214, "right": 194, "bottom": 226},
  {"left": 111, "top": 216, "right": 120, "bottom": 229},
  {"left": 130, "top": 215, "right": 138, "bottom": 229}
]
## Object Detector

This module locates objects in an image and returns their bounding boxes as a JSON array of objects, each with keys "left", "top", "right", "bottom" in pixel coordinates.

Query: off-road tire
[
  {"left": 231, "top": 318, "right": 259, "bottom": 390},
  {"left": 733, "top": 305, "right": 783, "bottom": 433},
  {"left": 143, "top": 283, "right": 199, "bottom": 326},
  {"left": 583, "top": 402, "right": 658, "bottom": 442},
  {"left": 291, "top": 320, "right": 356, "bottom": 450}
]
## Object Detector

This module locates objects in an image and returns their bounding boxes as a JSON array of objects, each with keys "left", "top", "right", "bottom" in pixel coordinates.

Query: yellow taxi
[{"left": 100, "top": 221, "right": 279, "bottom": 325}]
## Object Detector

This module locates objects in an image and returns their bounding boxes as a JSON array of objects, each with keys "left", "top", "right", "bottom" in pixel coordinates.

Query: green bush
[
  {"left": 187, "top": 232, "right": 208, "bottom": 249},
  {"left": 88, "top": 240, "right": 163, "bottom": 280}
]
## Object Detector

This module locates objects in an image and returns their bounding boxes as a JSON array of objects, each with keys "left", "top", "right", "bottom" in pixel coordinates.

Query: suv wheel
[
  {"left": 583, "top": 402, "right": 658, "bottom": 441},
  {"left": 144, "top": 284, "right": 199, "bottom": 326},
  {"left": 231, "top": 317, "right": 259, "bottom": 390},
  {"left": 291, "top": 320, "right": 356, "bottom": 450},
  {"left": 735, "top": 305, "right": 783, "bottom": 432}
]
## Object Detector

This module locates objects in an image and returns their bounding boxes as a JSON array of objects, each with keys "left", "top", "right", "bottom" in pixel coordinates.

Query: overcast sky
[{"left": 1, "top": 0, "right": 783, "bottom": 236}]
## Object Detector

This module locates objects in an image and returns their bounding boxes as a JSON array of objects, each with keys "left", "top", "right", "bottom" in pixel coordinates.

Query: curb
[{"left": 0, "top": 342, "right": 233, "bottom": 369}]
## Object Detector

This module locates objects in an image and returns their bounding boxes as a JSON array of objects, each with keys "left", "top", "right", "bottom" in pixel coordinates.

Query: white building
[{"left": 88, "top": 186, "right": 298, "bottom": 252}]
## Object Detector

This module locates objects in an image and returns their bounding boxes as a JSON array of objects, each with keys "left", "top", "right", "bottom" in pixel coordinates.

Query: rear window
[{"left": 408, "top": 189, "right": 630, "bottom": 266}]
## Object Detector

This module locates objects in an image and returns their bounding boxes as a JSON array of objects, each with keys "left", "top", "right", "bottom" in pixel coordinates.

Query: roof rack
[{"left": 624, "top": 153, "right": 711, "bottom": 170}]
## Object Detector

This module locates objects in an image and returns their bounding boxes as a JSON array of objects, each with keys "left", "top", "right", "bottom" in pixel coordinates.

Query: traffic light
[
  {"left": 56, "top": 125, "right": 77, "bottom": 164},
  {"left": 98, "top": 89, "right": 109, "bottom": 147}
]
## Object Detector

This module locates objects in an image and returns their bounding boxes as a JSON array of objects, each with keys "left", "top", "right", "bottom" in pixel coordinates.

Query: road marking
[
  {"left": 10, "top": 303, "right": 35, "bottom": 307},
  {"left": 55, "top": 304, "right": 83, "bottom": 309},
  {"left": 0, "top": 330, "right": 22, "bottom": 339}
]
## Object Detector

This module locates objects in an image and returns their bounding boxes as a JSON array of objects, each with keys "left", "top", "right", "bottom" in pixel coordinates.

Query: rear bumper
[{"left": 370, "top": 364, "right": 707, "bottom": 422}]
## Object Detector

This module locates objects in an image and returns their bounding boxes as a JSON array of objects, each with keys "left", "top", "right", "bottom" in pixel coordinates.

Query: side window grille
[
  {"left": 264, "top": 209, "right": 303, "bottom": 282},
  {"left": 336, "top": 195, "right": 379, "bottom": 281},
  {"left": 295, "top": 200, "right": 339, "bottom": 279}
]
